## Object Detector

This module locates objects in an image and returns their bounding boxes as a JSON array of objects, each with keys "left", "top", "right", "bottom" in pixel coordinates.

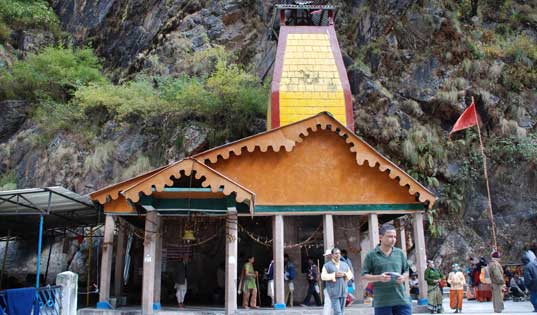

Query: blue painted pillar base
[
  {"left": 96, "top": 301, "right": 113, "bottom": 309},
  {"left": 274, "top": 303, "right": 286, "bottom": 310},
  {"left": 418, "top": 298, "right": 428, "bottom": 305},
  {"left": 153, "top": 303, "right": 161, "bottom": 310}
]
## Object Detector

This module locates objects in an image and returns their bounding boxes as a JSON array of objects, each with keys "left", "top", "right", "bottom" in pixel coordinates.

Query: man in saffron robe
[{"left": 447, "top": 263, "right": 466, "bottom": 313}]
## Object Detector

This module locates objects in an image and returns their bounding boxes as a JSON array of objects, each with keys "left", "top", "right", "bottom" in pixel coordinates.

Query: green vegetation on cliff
[
  {"left": 0, "top": 45, "right": 267, "bottom": 145},
  {"left": 75, "top": 52, "right": 266, "bottom": 121},
  {"left": 0, "top": 170, "right": 16, "bottom": 190},
  {"left": 0, "top": 46, "right": 105, "bottom": 101},
  {"left": 0, "top": 0, "right": 60, "bottom": 41}
]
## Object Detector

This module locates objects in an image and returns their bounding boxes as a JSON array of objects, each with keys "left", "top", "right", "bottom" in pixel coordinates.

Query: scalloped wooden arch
[
  {"left": 92, "top": 159, "right": 255, "bottom": 213},
  {"left": 91, "top": 166, "right": 168, "bottom": 205}
]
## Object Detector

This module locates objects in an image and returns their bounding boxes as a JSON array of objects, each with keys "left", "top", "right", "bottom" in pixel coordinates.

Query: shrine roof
[{"left": 193, "top": 112, "right": 436, "bottom": 208}]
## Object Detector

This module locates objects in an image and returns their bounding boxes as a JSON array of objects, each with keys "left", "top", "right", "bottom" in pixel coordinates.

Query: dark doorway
[{"left": 237, "top": 216, "right": 273, "bottom": 307}]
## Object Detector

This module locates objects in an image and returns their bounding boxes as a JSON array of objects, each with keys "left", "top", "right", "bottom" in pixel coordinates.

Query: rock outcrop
[{"left": 0, "top": 0, "right": 536, "bottom": 283}]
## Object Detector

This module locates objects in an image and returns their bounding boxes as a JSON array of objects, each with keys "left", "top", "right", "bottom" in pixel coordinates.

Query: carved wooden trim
[
  {"left": 119, "top": 159, "right": 255, "bottom": 211},
  {"left": 90, "top": 166, "right": 167, "bottom": 204},
  {"left": 193, "top": 112, "right": 436, "bottom": 208}
]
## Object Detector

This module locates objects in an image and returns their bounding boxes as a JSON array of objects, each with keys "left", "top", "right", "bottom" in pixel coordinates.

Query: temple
[{"left": 90, "top": 2, "right": 435, "bottom": 314}]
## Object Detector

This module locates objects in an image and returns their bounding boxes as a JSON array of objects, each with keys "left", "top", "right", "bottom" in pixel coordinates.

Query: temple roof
[
  {"left": 194, "top": 112, "right": 436, "bottom": 208},
  {"left": 91, "top": 112, "right": 436, "bottom": 213}
]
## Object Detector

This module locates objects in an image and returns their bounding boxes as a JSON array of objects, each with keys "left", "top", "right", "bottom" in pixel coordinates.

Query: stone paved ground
[
  {"left": 440, "top": 298, "right": 535, "bottom": 315},
  {"left": 79, "top": 298, "right": 536, "bottom": 315},
  {"left": 223, "top": 299, "right": 534, "bottom": 314}
]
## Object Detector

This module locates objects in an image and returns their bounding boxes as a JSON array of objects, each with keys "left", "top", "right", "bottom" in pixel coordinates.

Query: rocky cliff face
[
  {"left": 1, "top": 0, "right": 536, "bottom": 281},
  {"left": 50, "top": 0, "right": 274, "bottom": 80},
  {"left": 0, "top": 232, "right": 101, "bottom": 286}
]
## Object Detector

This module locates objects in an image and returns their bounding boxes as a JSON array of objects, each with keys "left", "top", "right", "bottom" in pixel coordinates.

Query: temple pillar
[
  {"left": 323, "top": 214, "right": 334, "bottom": 251},
  {"left": 114, "top": 218, "right": 126, "bottom": 298},
  {"left": 273, "top": 215, "right": 285, "bottom": 308},
  {"left": 354, "top": 216, "right": 364, "bottom": 303},
  {"left": 154, "top": 218, "right": 162, "bottom": 308},
  {"left": 225, "top": 210, "right": 238, "bottom": 315},
  {"left": 412, "top": 212, "right": 428, "bottom": 303},
  {"left": 142, "top": 211, "right": 161, "bottom": 314},
  {"left": 98, "top": 215, "right": 114, "bottom": 307},
  {"left": 395, "top": 218, "right": 410, "bottom": 295},
  {"left": 368, "top": 213, "right": 379, "bottom": 249}
]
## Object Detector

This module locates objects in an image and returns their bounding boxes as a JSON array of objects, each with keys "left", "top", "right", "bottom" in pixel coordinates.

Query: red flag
[
  {"left": 75, "top": 234, "right": 84, "bottom": 244},
  {"left": 449, "top": 101, "right": 478, "bottom": 137}
]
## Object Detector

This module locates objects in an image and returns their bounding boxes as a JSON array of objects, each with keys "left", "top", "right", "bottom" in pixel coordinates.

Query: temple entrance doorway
[
  {"left": 237, "top": 216, "right": 273, "bottom": 307},
  {"left": 160, "top": 216, "right": 227, "bottom": 307}
]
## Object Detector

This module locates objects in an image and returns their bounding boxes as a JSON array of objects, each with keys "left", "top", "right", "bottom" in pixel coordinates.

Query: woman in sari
[{"left": 425, "top": 260, "right": 444, "bottom": 313}]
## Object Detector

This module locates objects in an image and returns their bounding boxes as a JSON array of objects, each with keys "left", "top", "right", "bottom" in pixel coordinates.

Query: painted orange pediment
[
  {"left": 205, "top": 129, "right": 422, "bottom": 208},
  {"left": 194, "top": 112, "right": 436, "bottom": 208}
]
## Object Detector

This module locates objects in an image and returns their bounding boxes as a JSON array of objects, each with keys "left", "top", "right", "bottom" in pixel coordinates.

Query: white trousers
[
  {"left": 175, "top": 280, "right": 187, "bottom": 304},
  {"left": 267, "top": 280, "right": 274, "bottom": 298},
  {"left": 323, "top": 288, "right": 333, "bottom": 315}
]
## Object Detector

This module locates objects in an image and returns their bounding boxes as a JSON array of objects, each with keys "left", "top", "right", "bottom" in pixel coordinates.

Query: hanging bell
[{"left": 183, "top": 229, "right": 196, "bottom": 242}]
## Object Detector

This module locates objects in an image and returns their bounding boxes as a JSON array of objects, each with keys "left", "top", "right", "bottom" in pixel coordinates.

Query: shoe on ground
[{"left": 300, "top": 304, "right": 307, "bottom": 307}]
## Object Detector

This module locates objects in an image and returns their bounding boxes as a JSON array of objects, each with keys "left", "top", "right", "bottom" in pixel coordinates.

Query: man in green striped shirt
[{"left": 362, "top": 223, "right": 412, "bottom": 315}]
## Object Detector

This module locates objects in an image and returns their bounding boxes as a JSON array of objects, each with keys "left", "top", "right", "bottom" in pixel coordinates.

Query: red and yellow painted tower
[{"left": 268, "top": 3, "right": 354, "bottom": 132}]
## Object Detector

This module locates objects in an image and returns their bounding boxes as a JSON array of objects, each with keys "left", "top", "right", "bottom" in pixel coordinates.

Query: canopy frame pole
[
  {"left": 36, "top": 191, "right": 52, "bottom": 288},
  {"left": 87, "top": 227, "right": 93, "bottom": 306},
  {"left": 44, "top": 235, "right": 54, "bottom": 284},
  {"left": 0, "top": 229, "right": 10, "bottom": 289},
  {"left": 0, "top": 194, "right": 17, "bottom": 207},
  {"left": 0, "top": 194, "right": 41, "bottom": 212},
  {"left": 43, "top": 187, "right": 94, "bottom": 208},
  {"left": 36, "top": 215, "right": 44, "bottom": 288}
]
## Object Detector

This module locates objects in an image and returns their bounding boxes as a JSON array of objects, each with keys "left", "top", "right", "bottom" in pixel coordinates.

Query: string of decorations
[
  {"left": 238, "top": 224, "right": 272, "bottom": 246},
  {"left": 166, "top": 230, "right": 222, "bottom": 248},
  {"left": 238, "top": 223, "right": 323, "bottom": 249},
  {"left": 116, "top": 218, "right": 145, "bottom": 240},
  {"left": 285, "top": 223, "right": 322, "bottom": 249}
]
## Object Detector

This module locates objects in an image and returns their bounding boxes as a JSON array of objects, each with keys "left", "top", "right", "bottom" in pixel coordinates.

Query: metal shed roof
[{"left": 0, "top": 186, "right": 99, "bottom": 238}]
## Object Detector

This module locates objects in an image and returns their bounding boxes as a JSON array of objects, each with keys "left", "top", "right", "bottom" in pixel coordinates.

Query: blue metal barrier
[
  {"left": 0, "top": 285, "right": 62, "bottom": 315},
  {"left": 36, "top": 285, "right": 62, "bottom": 315},
  {"left": 0, "top": 291, "right": 6, "bottom": 315}
]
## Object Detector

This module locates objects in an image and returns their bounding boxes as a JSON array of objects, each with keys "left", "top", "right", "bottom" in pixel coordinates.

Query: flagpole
[{"left": 473, "top": 97, "right": 498, "bottom": 250}]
